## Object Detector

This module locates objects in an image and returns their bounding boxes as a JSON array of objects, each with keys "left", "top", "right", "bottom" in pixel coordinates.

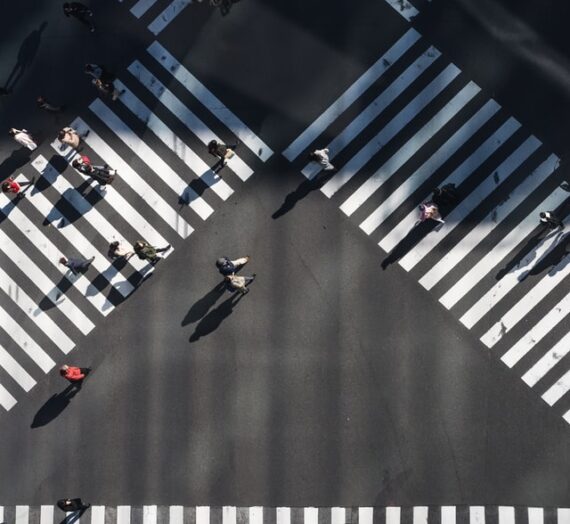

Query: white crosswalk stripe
[
  {"left": 0, "top": 505, "right": 567, "bottom": 524},
  {"left": 282, "top": 27, "right": 569, "bottom": 424},
  {"left": 0, "top": 41, "right": 264, "bottom": 412}
]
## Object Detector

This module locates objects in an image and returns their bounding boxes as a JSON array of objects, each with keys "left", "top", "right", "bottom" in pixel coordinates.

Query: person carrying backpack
[{"left": 133, "top": 240, "right": 171, "bottom": 264}]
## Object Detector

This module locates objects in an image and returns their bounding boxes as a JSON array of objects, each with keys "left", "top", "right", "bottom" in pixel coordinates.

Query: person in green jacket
[{"left": 133, "top": 240, "right": 171, "bottom": 264}]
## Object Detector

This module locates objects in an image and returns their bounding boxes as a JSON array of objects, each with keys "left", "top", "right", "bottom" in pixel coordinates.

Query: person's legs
[{"left": 155, "top": 245, "right": 171, "bottom": 254}]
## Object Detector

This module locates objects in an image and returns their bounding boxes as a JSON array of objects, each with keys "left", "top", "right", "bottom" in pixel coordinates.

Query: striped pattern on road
[
  {"left": 0, "top": 42, "right": 266, "bottom": 413},
  {"left": 282, "top": 28, "right": 569, "bottom": 424},
  {"left": 0, "top": 506, "right": 569, "bottom": 524}
]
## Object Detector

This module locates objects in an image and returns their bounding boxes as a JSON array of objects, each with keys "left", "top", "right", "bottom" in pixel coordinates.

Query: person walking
[
  {"left": 416, "top": 201, "right": 445, "bottom": 225},
  {"left": 208, "top": 139, "right": 237, "bottom": 171},
  {"left": 225, "top": 273, "right": 256, "bottom": 294},
  {"left": 108, "top": 240, "right": 134, "bottom": 260},
  {"left": 59, "top": 365, "right": 91, "bottom": 384},
  {"left": 540, "top": 211, "right": 564, "bottom": 230},
  {"left": 215, "top": 255, "right": 250, "bottom": 276},
  {"left": 2, "top": 176, "right": 35, "bottom": 198},
  {"left": 37, "top": 96, "right": 64, "bottom": 113},
  {"left": 133, "top": 240, "right": 171, "bottom": 264},
  {"left": 72, "top": 156, "right": 116, "bottom": 186},
  {"left": 63, "top": 2, "right": 95, "bottom": 32},
  {"left": 58, "top": 126, "right": 89, "bottom": 150},
  {"left": 308, "top": 148, "right": 335, "bottom": 171},
  {"left": 59, "top": 255, "right": 95, "bottom": 274},
  {"left": 9, "top": 128, "right": 37, "bottom": 150},
  {"left": 57, "top": 498, "right": 91, "bottom": 512}
]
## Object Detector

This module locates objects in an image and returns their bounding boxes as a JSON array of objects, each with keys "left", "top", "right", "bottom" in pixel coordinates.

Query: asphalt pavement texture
[{"left": 0, "top": 0, "right": 569, "bottom": 507}]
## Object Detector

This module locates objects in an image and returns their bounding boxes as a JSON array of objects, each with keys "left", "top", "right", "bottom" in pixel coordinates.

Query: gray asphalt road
[{"left": 0, "top": 0, "right": 568, "bottom": 507}]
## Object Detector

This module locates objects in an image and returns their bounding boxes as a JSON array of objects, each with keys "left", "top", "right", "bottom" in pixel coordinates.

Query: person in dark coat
[
  {"left": 63, "top": 2, "right": 95, "bottom": 32},
  {"left": 57, "top": 498, "right": 90, "bottom": 512},
  {"left": 539, "top": 211, "right": 564, "bottom": 230}
]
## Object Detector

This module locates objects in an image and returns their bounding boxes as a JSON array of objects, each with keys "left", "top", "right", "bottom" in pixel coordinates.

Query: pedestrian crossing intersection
[
  {"left": 283, "top": 27, "right": 570, "bottom": 424},
  {"left": 1, "top": 506, "right": 569, "bottom": 524},
  {"left": 0, "top": 41, "right": 271, "bottom": 412}
]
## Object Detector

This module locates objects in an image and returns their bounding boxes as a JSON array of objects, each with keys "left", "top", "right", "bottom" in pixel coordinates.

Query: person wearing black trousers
[{"left": 539, "top": 211, "right": 564, "bottom": 231}]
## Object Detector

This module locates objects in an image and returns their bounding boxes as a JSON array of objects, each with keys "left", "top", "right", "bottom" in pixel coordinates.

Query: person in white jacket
[
  {"left": 9, "top": 128, "right": 37, "bottom": 150},
  {"left": 309, "top": 148, "right": 335, "bottom": 171}
]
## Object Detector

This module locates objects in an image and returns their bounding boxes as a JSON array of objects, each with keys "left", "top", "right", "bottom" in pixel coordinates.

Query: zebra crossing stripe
[
  {"left": 442, "top": 507, "right": 456, "bottom": 524},
  {"left": 439, "top": 185, "right": 568, "bottom": 309},
  {"left": 470, "top": 507, "right": 485, "bottom": 524},
  {"left": 15, "top": 505, "right": 29, "bottom": 524},
  {"left": 529, "top": 508, "right": 545, "bottom": 524},
  {"left": 340, "top": 81, "right": 481, "bottom": 216},
  {"left": 0, "top": 344, "right": 35, "bottom": 392},
  {"left": 18, "top": 173, "right": 135, "bottom": 302},
  {"left": 283, "top": 28, "right": 421, "bottom": 161},
  {"left": 301, "top": 46, "right": 442, "bottom": 179},
  {"left": 148, "top": 0, "right": 191, "bottom": 35},
  {"left": 171, "top": 506, "right": 184, "bottom": 524},
  {"left": 148, "top": 41, "right": 274, "bottom": 161},
  {"left": 321, "top": 63, "right": 461, "bottom": 198},
  {"left": 0, "top": 193, "right": 114, "bottom": 318},
  {"left": 114, "top": 78, "right": 234, "bottom": 201},
  {"left": 0, "top": 265, "right": 75, "bottom": 354},
  {"left": 305, "top": 508, "right": 318, "bottom": 524},
  {"left": 0, "top": 228, "right": 96, "bottom": 336},
  {"left": 499, "top": 508, "right": 515, "bottom": 524},
  {"left": 542, "top": 370, "right": 570, "bottom": 406},
  {"left": 387, "top": 507, "right": 401, "bottom": 524},
  {"left": 384, "top": 0, "right": 419, "bottom": 21},
  {"left": 424, "top": 154, "right": 560, "bottom": 294},
  {"left": 31, "top": 156, "right": 152, "bottom": 276},
  {"left": 89, "top": 98, "right": 214, "bottom": 222},
  {"left": 197, "top": 506, "right": 210, "bottom": 524},
  {"left": 277, "top": 507, "right": 291, "bottom": 524},
  {"left": 559, "top": 509, "right": 570, "bottom": 524},
  {"left": 461, "top": 213, "right": 569, "bottom": 329},
  {"left": 501, "top": 290, "right": 570, "bottom": 368},
  {"left": 40, "top": 505, "right": 54, "bottom": 524},
  {"left": 0, "top": 383, "right": 16, "bottom": 411},
  {"left": 331, "top": 508, "right": 344, "bottom": 524},
  {"left": 70, "top": 117, "right": 192, "bottom": 242},
  {"left": 127, "top": 60, "right": 254, "bottom": 181},
  {"left": 130, "top": 0, "right": 158, "bottom": 18},
  {"left": 522, "top": 331, "right": 570, "bottom": 387},
  {"left": 224, "top": 506, "right": 236, "bottom": 524},
  {"left": 0, "top": 305, "right": 55, "bottom": 372},
  {"left": 360, "top": 99, "right": 500, "bottom": 235},
  {"left": 118, "top": 506, "right": 131, "bottom": 524},
  {"left": 142, "top": 506, "right": 157, "bottom": 524},
  {"left": 92, "top": 506, "right": 106, "bottom": 524},
  {"left": 379, "top": 117, "right": 521, "bottom": 253},
  {"left": 399, "top": 135, "right": 541, "bottom": 271}
]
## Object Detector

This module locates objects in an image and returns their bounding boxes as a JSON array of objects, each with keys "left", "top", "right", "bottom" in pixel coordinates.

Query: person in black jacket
[{"left": 63, "top": 3, "right": 95, "bottom": 32}]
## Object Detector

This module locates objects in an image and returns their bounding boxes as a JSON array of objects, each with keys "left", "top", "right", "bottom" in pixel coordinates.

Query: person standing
[
  {"left": 9, "top": 128, "right": 37, "bottom": 150},
  {"left": 540, "top": 211, "right": 564, "bottom": 230},
  {"left": 215, "top": 255, "right": 250, "bottom": 276},
  {"left": 309, "top": 148, "right": 335, "bottom": 171},
  {"left": 58, "top": 126, "right": 89, "bottom": 150},
  {"left": 57, "top": 498, "right": 91, "bottom": 512},
  {"left": 133, "top": 240, "right": 171, "bottom": 264},
  {"left": 37, "top": 96, "right": 64, "bottom": 113},
  {"left": 2, "top": 176, "right": 35, "bottom": 198},
  {"left": 225, "top": 273, "right": 256, "bottom": 294},
  {"left": 63, "top": 2, "right": 95, "bottom": 32},
  {"left": 59, "top": 365, "right": 91, "bottom": 384},
  {"left": 208, "top": 139, "right": 237, "bottom": 171},
  {"left": 59, "top": 255, "right": 95, "bottom": 274}
]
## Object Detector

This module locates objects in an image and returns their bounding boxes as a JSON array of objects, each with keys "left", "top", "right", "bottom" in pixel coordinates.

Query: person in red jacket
[
  {"left": 2, "top": 176, "right": 35, "bottom": 198},
  {"left": 59, "top": 365, "right": 91, "bottom": 383}
]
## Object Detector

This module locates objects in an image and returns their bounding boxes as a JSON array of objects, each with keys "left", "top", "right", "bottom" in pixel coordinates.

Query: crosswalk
[
  {"left": 0, "top": 41, "right": 271, "bottom": 412},
  {"left": 1, "top": 505, "right": 569, "bottom": 524},
  {"left": 282, "top": 27, "right": 570, "bottom": 424}
]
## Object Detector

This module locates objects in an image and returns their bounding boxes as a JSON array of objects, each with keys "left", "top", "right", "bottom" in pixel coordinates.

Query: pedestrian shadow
[
  {"left": 496, "top": 228, "right": 547, "bottom": 280},
  {"left": 272, "top": 170, "right": 336, "bottom": 219},
  {"left": 3, "top": 22, "right": 47, "bottom": 91},
  {"left": 181, "top": 281, "right": 226, "bottom": 326},
  {"left": 519, "top": 234, "right": 570, "bottom": 281},
  {"left": 189, "top": 292, "right": 243, "bottom": 342},
  {"left": 0, "top": 148, "right": 32, "bottom": 181},
  {"left": 30, "top": 383, "right": 82, "bottom": 428},
  {"left": 218, "top": 0, "right": 241, "bottom": 16},
  {"left": 178, "top": 176, "right": 211, "bottom": 208},
  {"left": 60, "top": 509, "right": 88, "bottom": 524},
  {"left": 381, "top": 220, "right": 438, "bottom": 269}
]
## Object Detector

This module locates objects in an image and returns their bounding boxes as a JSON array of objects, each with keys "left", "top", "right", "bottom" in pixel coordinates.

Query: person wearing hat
[{"left": 215, "top": 255, "right": 250, "bottom": 276}]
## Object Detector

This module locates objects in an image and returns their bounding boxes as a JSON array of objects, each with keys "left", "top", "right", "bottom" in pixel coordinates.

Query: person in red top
[
  {"left": 1, "top": 176, "right": 35, "bottom": 198},
  {"left": 59, "top": 364, "right": 91, "bottom": 383}
]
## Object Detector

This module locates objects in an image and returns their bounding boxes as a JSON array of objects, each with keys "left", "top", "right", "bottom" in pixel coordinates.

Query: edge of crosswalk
[{"left": 1, "top": 505, "right": 570, "bottom": 524}]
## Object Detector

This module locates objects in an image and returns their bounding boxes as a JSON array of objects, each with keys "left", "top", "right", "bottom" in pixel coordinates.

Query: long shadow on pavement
[
  {"left": 30, "top": 383, "right": 83, "bottom": 428},
  {"left": 189, "top": 292, "right": 243, "bottom": 342},
  {"left": 182, "top": 281, "right": 226, "bottom": 326}
]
